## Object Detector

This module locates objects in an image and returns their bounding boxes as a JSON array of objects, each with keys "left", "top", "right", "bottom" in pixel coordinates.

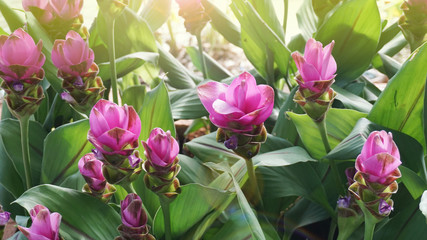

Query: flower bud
[
  {"left": 52, "top": 31, "right": 105, "bottom": 115},
  {"left": 176, "top": 0, "right": 210, "bottom": 35},
  {"left": 0, "top": 210, "right": 10, "bottom": 226},
  {"left": 116, "top": 194, "right": 154, "bottom": 240},
  {"left": 142, "top": 128, "right": 181, "bottom": 199},
  {"left": 18, "top": 205, "right": 62, "bottom": 240},
  {"left": 0, "top": 28, "right": 45, "bottom": 118},
  {"left": 79, "top": 153, "right": 107, "bottom": 193},
  {"left": 399, "top": 0, "right": 427, "bottom": 50}
]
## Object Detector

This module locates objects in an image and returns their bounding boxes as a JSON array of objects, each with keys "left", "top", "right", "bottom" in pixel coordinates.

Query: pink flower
[
  {"left": 142, "top": 128, "right": 179, "bottom": 167},
  {"left": 22, "top": 0, "right": 54, "bottom": 24},
  {"left": 197, "top": 72, "right": 274, "bottom": 133},
  {"left": 88, "top": 100, "right": 141, "bottom": 156},
  {"left": 291, "top": 38, "right": 336, "bottom": 95},
  {"left": 18, "top": 205, "right": 61, "bottom": 240},
  {"left": 355, "top": 131, "right": 401, "bottom": 184},
  {"left": 0, "top": 211, "right": 10, "bottom": 226},
  {"left": 78, "top": 153, "right": 106, "bottom": 192},
  {"left": 0, "top": 28, "right": 45, "bottom": 83},
  {"left": 121, "top": 194, "right": 147, "bottom": 229},
  {"left": 52, "top": 31, "right": 94, "bottom": 77},
  {"left": 49, "top": 0, "right": 83, "bottom": 21}
]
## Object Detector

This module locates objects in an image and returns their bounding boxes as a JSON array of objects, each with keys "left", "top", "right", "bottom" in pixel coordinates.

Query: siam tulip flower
[
  {"left": 88, "top": 99, "right": 141, "bottom": 159},
  {"left": 49, "top": 0, "right": 83, "bottom": 21},
  {"left": 78, "top": 153, "right": 106, "bottom": 192},
  {"left": 22, "top": 0, "right": 54, "bottom": 24},
  {"left": 349, "top": 131, "right": 401, "bottom": 220},
  {"left": 292, "top": 38, "right": 337, "bottom": 122},
  {"left": 142, "top": 128, "right": 181, "bottom": 199},
  {"left": 0, "top": 210, "right": 10, "bottom": 226},
  {"left": 18, "top": 205, "right": 61, "bottom": 240},
  {"left": 198, "top": 72, "right": 272, "bottom": 159},
  {"left": 88, "top": 99, "right": 142, "bottom": 186},
  {"left": 0, "top": 28, "right": 45, "bottom": 118},
  {"left": 355, "top": 131, "right": 401, "bottom": 185},
  {"left": 52, "top": 31, "right": 94, "bottom": 77},
  {"left": 198, "top": 72, "right": 274, "bottom": 134},
  {"left": 52, "top": 31, "right": 105, "bottom": 115},
  {"left": 116, "top": 193, "right": 154, "bottom": 240},
  {"left": 175, "top": 0, "right": 210, "bottom": 35}
]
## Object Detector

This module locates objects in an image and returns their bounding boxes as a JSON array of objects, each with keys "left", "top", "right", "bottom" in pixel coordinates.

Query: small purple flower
[
  {"left": 121, "top": 194, "right": 147, "bottom": 229},
  {"left": 378, "top": 199, "right": 393, "bottom": 216},
  {"left": 128, "top": 154, "right": 141, "bottom": 168},
  {"left": 224, "top": 135, "right": 238, "bottom": 150},
  {"left": 0, "top": 211, "right": 10, "bottom": 226},
  {"left": 337, "top": 196, "right": 351, "bottom": 209},
  {"left": 78, "top": 153, "right": 106, "bottom": 192},
  {"left": 345, "top": 167, "right": 356, "bottom": 186}
]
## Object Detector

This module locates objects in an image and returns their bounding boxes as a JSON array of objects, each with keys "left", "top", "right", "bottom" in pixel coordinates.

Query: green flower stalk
[{"left": 399, "top": 0, "right": 427, "bottom": 51}]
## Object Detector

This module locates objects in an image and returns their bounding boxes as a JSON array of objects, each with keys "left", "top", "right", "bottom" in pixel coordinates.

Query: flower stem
[
  {"left": 196, "top": 33, "right": 208, "bottom": 80},
  {"left": 245, "top": 158, "right": 264, "bottom": 208},
  {"left": 316, "top": 120, "right": 344, "bottom": 194},
  {"left": 106, "top": 18, "right": 119, "bottom": 104},
  {"left": 363, "top": 218, "right": 376, "bottom": 240},
  {"left": 19, "top": 116, "right": 32, "bottom": 190},
  {"left": 159, "top": 196, "right": 172, "bottom": 240}
]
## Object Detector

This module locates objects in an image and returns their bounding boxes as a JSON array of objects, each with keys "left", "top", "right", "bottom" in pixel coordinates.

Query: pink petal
[
  {"left": 197, "top": 81, "right": 229, "bottom": 115},
  {"left": 212, "top": 99, "right": 245, "bottom": 117},
  {"left": 126, "top": 105, "right": 141, "bottom": 139},
  {"left": 30, "top": 208, "right": 53, "bottom": 238},
  {"left": 291, "top": 51, "right": 305, "bottom": 74},
  {"left": 225, "top": 72, "right": 261, "bottom": 112},
  {"left": 362, "top": 153, "right": 401, "bottom": 179},
  {"left": 97, "top": 128, "right": 136, "bottom": 151},
  {"left": 304, "top": 38, "right": 323, "bottom": 71},
  {"left": 300, "top": 62, "right": 321, "bottom": 82},
  {"left": 251, "top": 85, "right": 274, "bottom": 124},
  {"left": 89, "top": 107, "right": 110, "bottom": 137},
  {"left": 321, "top": 41, "right": 337, "bottom": 79},
  {"left": 49, "top": 212, "right": 61, "bottom": 240}
]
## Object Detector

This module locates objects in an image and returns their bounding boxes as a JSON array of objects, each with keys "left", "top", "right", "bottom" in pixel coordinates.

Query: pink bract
[
  {"left": 52, "top": 30, "right": 94, "bottom": 77},
  {"left": 50, "top": 0, "right": 83, "bottom": 20},
  {"left": 355, "top": 131, "right": 402, "bottom": 184},
  {"left": 88, "top": 99, "right": 141, "bottom": 155},
  {"left": 18, "top": 205, "right": 61, "bottom": 240},
  {"left": 0, "top": 28, "right": 45, "bottom": 81},
  {"left": 121, "top": 193, "right": 147, "bottom": 228},
  {"left": 197, "top": 72, "right": 274, "bottom": 133},
  {"left": 78, "top": 153, "right": 106, "bottom": 192},
  {"left": 291, "top": 38, "right": 337, "bottom": 93},
  {"left": 142, "top": 128, "right": 179, "bottom": 167}
]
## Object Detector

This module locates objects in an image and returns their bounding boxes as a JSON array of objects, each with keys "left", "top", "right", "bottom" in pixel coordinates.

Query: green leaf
[
  {"left": 326, "top": 118, "right": 425, "bottom": 174},
  {"left": 97, "top": 52, "right": 158, "bottom": 82},
  {"left": 253, "top": 146, "right": 316, "bottom": 167},
  {"left": 140, "top": 0, "right": 171, "bottom": 31},
  {"left": 0, "top": 119, "right": 46, "bottom": 186},
  {"left": 14, "top": 184, "right": 121, "bottom": 240},
  {"left": 315, "top": 0, "right": 381, "bottom": 84},
  {"left": 121, "top": 85, "right": 146, "bottom": 113},
  {"left": 368, "top": 42, "right": 427, "bottom": 150},
  {"left": 0, "top": 138, "right": 24, "bottom": 198},
  {"left": 333, "top": 85, "right": 373, "bottom": 113},
  {"left": 186, "top": 46, "right": 232, "bottom": 81},
  {"left": 178, "top": 155, "right": 218, "bottom": 186},
  {"left": 296, "top": 0, "right": 318, "bottom": 40},
  {"left": 153, "top": 183, "right": 230, "bottom": 238},
  {"left": 201, "top": 0, "right": 241, "bottom": 47},
  {"left": 138, "top": 80, "right": 176, "bottom": 142},
  {"left": 159, "top": 45, "right": 199, "bottom": 89},
  {"left": 169, "top": 89, "right": 208, "bottom": 120},
  {"left": 288, "top": 108, "right": 367, "bottom": 159},
  {"left": 258, "top": 162, "right": 331, "bottom": 218},
  {"left": 400, "top": 166, "right": 427, "bottom": 200},
  {"left": 41, "top": 119, "right": 93, "bottom": 185},
  {"left": 0, "top": 0, "right": 25, "bottom": 31}
]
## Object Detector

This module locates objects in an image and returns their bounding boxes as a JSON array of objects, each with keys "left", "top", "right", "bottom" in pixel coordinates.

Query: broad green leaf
[
  {"left": 368, "top": 42, "right": 427, "bottom": 150},
  {"left": 316, "top": 0, "right": 381, "bottom": 84},
  {"left": 258, "top": 162, "right": 332, "bottom": 218},
  {"left": 186, "top": 46, "right": 232, "bottom": 81},
  {"left": 140, "top": 0, "right": 171, "bottom": 31},
  {"left": 15, "top": 184, "right": 121, "bottom": 240},
  {"left": 253, "top": 146, "right": 316, "bottom": 167},
  {"left": 400, "top": 166, "right": 427, "bottom": 200},
  {"left": 296, "top": 0, "right": 318, "bottom": 40},
  {"left": 138, "top": 80, "right": 176, "bottom": 142},
  {"left": 288, "top": 108, "right": 367, "bottom": 159},
  {"left": 0, "top": 0, "right": 25, "bottom": 31},
  {"left": 41, "top": 119, "right": 93, "bottom": 185},
  {"left": 59, "top": 171, "right": 86, "bottom": 191},
  {"left": 169, "top": 89, "right": 208, "bottom": 119},
  {"left": 372, "top": 53, "right": 401, "bottom": 79},
  {"left": 272, "top": 87, "right": 303, "bottom": 143},
  {"left": 326, "top": 118, "right": 425, "bottom": 173},
  {"left": 158, "top": 45, "right": 199, "bottom": 89},
  {"left": 121, "top": 85, "right": 146, "bottom": 113},
  {"left": 178, "top": 155, "right": 219, "bottom": 186},
  {"left": 0, "top": 185, "right": 25, "bottom": 217},
  {"left": 97, "top": 52, "right": 158, "bottom": 82},
  {"left": 333, "top": 85, "right": 373, "bottom": 113},
  {"left": 377, "top": 21, "right": 401, "bottom": 52},
  {"left": 0, "top": 138, "right": 24, "bottom": 198},
  {"left": 153, "top": 183, "right": 230, "bottom": 238},
  {"left": 209, "top": 209, "right": 252, "bottom": 239},
  {"left": 201, "top": 0, "right": 241, "bottom": 47},
  {"left": 0, "top": 119, "right": 46, "bottom": 186}
]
